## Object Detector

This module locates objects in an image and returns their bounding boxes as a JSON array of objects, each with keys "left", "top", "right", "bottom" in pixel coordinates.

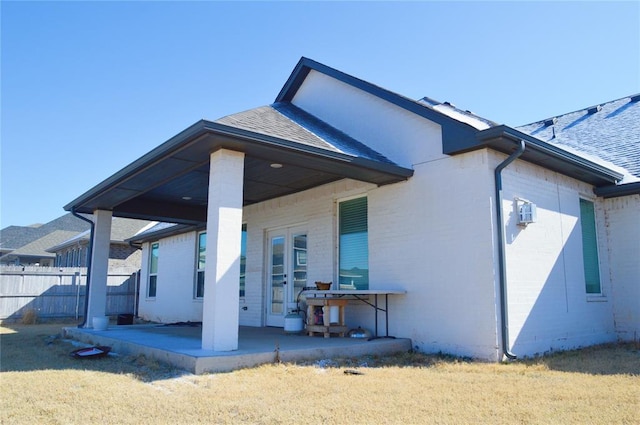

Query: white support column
[
  {"left": 85, "top": 209, "right": 112, "bottom": 328},
  {"left": 202, "top": 149, "right": 245, "bottom": 351}
]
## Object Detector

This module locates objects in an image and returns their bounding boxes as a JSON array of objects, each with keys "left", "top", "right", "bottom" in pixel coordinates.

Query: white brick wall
[
  {"left": 369, "top": 150, "right": 500, "bottom": 360},
  {"left": 138, "top": 232, "right": 203, "bottom": 323},
  {"left": 498, "top": 152, "right": 617, "bottom": 356},
  {"left": 137, "top": 149, "right": 633, "bottom": 359},
  {"left": 604, "top": 195, "right": 640, "bottom": 341}
]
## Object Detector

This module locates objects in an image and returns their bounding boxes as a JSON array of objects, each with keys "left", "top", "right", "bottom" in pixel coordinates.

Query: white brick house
[{"left": 66, "top": 58, "right": 639, "bottom": 360}]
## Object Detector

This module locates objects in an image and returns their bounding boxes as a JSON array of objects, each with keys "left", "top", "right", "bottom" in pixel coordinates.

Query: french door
[{"left": 266, "top": 226, "right": 308, "bottom": 327}]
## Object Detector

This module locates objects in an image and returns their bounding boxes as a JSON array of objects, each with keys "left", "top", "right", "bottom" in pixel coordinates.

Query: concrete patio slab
[{"left": 64, "top": 324, "right": 412, "bottom": 374}]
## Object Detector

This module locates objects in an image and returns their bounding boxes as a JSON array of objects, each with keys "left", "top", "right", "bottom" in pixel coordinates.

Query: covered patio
[
  {"left": 64, "top": 80, "right": 412, "bottom": 353},
  {"left": 64, "top": 323, "right": 412, "bottom": 374}
]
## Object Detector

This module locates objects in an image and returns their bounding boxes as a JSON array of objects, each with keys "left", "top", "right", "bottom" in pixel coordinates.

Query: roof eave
[
  {"left": 65, "top": 120, "right": 413, "bottom": 216},
  {"left": 473, "top": 125, "right": 623, "bottom": 186},
  {"left": 126, "top": 223, "right": 196, "bottom": 244},
  {"left": 593, "top": 181, "right": 640, "bottom": 198},
  {"left": 64, "top": 120, "right": 212, "bottom": 212}
]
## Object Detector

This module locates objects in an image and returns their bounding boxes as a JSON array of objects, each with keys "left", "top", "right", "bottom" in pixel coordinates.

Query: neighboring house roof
[
  {"left": 46, "top": 218, "right": 153, "bottom": 252},
  {"left": 7, "top": 230, "right": 80, "bottom": 260},
  {"left": 0, "top": 226, "right": 41, "bottom": 251},
  {"left": 0, "top": 213, "right": 91, "bottom": 252},
  {"left": 516, "top": 94, "right": 640, "bottom": 197}
]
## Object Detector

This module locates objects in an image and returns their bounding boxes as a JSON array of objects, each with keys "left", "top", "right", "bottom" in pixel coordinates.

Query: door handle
[{"left": 283, "top": 274, "right": 287, "bottom": 285}]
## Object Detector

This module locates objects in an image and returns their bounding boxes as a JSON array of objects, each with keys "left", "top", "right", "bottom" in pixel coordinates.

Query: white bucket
[
  {"left": 284, "top": 313, "right": 303, "bottom": 333},
  {"left": 92, "top": 316, "right": 109, "bottom": 331}
]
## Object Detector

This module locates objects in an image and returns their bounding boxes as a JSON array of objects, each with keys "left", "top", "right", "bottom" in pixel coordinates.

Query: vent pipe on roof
[
  {"left": 587, "top": 105, "right": 602, "bottom": 114},
  {"left": 71, "top": 209, "right": 94, "bottom": 328},
  {"left": 494, "top": 140, "right": 526, "bottom": 361}
]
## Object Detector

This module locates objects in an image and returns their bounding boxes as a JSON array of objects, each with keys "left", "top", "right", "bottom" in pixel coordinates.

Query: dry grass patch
[{"left": 1, "top": 322, "right": 639, "bottom": 424}]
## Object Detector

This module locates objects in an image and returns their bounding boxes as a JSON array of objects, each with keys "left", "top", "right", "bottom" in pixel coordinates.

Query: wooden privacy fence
[{"left": 0, "top": 266, "right": 140, "bottom": 321}]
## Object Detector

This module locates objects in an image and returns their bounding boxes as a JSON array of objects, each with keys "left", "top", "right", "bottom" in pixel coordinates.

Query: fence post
[
  {"left": 74, "top": 271, "right": 81, "bottom": 320},
  {"left": 134, "top": 270, "right": 140, "bottom": 317}
]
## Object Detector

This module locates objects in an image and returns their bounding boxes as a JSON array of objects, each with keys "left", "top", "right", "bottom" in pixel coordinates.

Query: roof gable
[{"left": 276, "top": 57, "right": 484, "bottom": 156}]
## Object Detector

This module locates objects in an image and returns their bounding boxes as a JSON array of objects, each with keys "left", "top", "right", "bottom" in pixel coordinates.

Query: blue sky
[{"left": 2, "top": 1, "right": 639, "bottom": 227}]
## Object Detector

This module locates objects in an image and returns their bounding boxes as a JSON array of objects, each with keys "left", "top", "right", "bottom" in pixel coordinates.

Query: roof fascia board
[
  {"left": 475, "top": 125, "right": 623, "bottom": 185},
  {"left": 593, "top": 181, "right": 640, "bottom": 198},
  {"left": 276, "top": 57, "right": 480, "bottom": 148}
]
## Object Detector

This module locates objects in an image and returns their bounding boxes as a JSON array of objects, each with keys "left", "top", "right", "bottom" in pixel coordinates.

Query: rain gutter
[
  {"left": 71, "top": 209, "right": 94, "bottom": 328},
  {"left": 494, "top": 140, "right": 526, "bottom": 360}
]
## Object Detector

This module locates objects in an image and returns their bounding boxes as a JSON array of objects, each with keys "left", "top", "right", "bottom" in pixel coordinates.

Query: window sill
[{"left": 586, "top": 294, "right": 608, "bottom": 302}]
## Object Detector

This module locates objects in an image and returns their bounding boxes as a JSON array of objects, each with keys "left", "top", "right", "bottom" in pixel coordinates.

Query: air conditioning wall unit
[{"left": 516, "top": 198, "right": 537, "bottom": 226}]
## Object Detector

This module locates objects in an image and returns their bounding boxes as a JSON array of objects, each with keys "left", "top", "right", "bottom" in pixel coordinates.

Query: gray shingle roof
[
  {"left": 216, "top": 102, "right": 395, "bottom": 164},
  {"left": 9, "top": 230, "right": 80, "bottom": 258},
  {"left": 46, "top": 217, "right": 153, "bottom": 252},
  {"left": 0, "top": 213, "right": 91, "bottom": 251},
  {"left": 517, "top": 95, "right": 640, "bottom": 182}
]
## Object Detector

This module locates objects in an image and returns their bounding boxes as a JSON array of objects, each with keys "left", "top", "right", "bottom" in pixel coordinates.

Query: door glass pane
[
  {"left": 292, "top": 234, "right": 307, "bottom": 303},
  {"left": 270, "top": 236, "right": 285, "bottom": 314},
  {"left": 240, "top": 224, "right": 247, "bottom": 297}
]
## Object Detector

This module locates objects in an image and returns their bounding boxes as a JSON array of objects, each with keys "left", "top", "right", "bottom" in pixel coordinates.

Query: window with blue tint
[
  {"left": 579, "top": 199, "right": 601, "bottom": 294},
  {"left": 196, "top": 224, "right": 247, "bottom": 298},
  {"left": 148, "top": 242, "right": 159, "bottom": 298},
  {"left": 195, "top": 232, "right": 206, "bottom": 298},
  {"left": 339, "top": 197, "right": 368, "bottom": 290}
]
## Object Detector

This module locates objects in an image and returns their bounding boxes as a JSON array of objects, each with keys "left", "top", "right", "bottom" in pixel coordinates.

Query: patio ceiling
[{"left": 65, "top": 120, "right": 413, "bottom": 225}]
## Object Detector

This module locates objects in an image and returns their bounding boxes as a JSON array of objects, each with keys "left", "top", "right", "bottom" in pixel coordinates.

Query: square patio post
[
  {"left": 85, "top": 209, "right": 112, "bottom": 327},
  {"left": 202, "top": 149, "right": 245, "bottom": 351}
]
